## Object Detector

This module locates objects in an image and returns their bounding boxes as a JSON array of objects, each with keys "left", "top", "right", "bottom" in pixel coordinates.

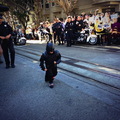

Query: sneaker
[{"left": 49, "top": 83, "right": 54, "bottom": 88}]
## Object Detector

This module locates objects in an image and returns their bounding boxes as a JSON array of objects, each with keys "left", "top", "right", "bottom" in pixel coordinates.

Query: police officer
[
  {"left": 0, "top": 5, "right": 9, "bottom": 64},
  {"left": 65, "top": 16, "right": 74, "bottom": 47},
  {"left": 39, "top": 42, "right": 61, "bottom": 88},
  {"left": 0, "top": 14, "right": 15, "bottom": 68},
  {"left": 75, "top": 15, "right": 84, "bottom": 32}
]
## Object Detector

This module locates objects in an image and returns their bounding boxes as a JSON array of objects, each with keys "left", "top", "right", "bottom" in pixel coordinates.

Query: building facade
[{"left": 41, "top": 0, "right": 120, "bottom": 22}]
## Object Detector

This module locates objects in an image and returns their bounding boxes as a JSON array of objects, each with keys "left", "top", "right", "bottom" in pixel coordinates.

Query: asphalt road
[
  {"left": 0, "top": 42, "right": 120, "bottom": 120},
  {"left": 25, "top": 41, "right": 120, "bottom": 70}
]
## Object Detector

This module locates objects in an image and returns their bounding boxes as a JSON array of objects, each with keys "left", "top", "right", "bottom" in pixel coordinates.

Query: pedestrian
[
  {"left": 39, "top": 42, "right": 61, "bottom": 88},
  {"left": 55, "top": 18, "right": 64, "bottom": 45},
  {"left": 65, "top": 16, "right": 74, "bottom": 47},
  {"left": 0, "top": 14, "right": 15, "bottom": 68}
]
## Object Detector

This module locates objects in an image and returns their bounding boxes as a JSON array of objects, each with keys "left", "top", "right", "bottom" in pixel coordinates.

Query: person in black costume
[
  {"left": 39, "top": 42, "right": 61, "bottom": 88},
  {"left": 0, "top": 14, "right": 15, "bottom": 68}
]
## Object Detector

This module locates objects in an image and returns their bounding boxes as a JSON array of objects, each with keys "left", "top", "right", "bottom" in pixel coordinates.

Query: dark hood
[{"left": 46, "top": 43, "right": 54, "bottom": 53}]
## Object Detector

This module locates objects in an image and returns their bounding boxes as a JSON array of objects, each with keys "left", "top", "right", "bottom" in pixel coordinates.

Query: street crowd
[
  {"left": 24, "top": 11, "right": 120, "bottom": 47},
  {"left": 0, "top": 9, "right": 120, "bottom": 88},
  {"left": 0, "top": 10, "right": 120, "bottom": 69}
]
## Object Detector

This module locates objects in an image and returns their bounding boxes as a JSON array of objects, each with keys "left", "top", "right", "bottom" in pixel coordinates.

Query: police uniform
[
  {"left": 65, "top": 21, "right": 74, "bottom": 47},
  {"left": 0, "top": 21, "right": 15, "bottom": 68},
  {"left": 55, "top": 22, "right": 63, "bottom": 45},
  {"left": 75, "top": 20, "right": 84, "bottom": 32}
]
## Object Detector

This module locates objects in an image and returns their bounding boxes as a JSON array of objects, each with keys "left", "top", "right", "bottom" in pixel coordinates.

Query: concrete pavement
[{"left": 0, "top": 54, "right": 120, "bottom": 120}]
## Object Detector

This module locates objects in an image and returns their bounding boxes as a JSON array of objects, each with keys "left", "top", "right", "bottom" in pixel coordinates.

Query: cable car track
[{"left": 15, "top": 47, "right": 120, "bottom": 92}]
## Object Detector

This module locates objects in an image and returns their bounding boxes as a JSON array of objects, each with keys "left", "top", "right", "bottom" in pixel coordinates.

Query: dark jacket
[
  {"left": 0, "top": 21, "right": 13, "bottom": 37},
  {"left": 52, "top": 22, "right": 57, "bottom": 33},
  {"left": 53, "top": 22, "right": 63, "bottom": 34},
  {"left": 75, "top": 20, "right": 83, "bottom": 31},
  {"left": 65, "top": 22, "right": 74, "bottom": 32},
  {"left": 0, "top": 21, "right": 13, "bottom": 43},
  {"left": 40, "top": 50, "right": 61, "bottom": 70}
]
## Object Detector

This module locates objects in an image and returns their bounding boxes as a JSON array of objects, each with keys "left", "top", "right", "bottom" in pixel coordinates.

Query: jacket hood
[{"left": 46, "top": 43, "right": 54, "bottom": 53}]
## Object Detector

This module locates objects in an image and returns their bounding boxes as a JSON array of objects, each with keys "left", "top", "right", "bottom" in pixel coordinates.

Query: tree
[
  {"left": 50, "top": 0, "right": 78, "bottom": 15},
  {"left": 34, "top": 0, "right": 43, "bottom": 27},
  {"left": 1, "top": 0, "right": 34, "bottom": 30}
]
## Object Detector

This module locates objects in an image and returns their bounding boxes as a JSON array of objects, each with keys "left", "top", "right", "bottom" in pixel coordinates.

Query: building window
[
  {"left": 41, "top": 0, "right": 43, "bottom": 4},
  {"left": 45, "top": 3, "right": 49, "bottom": 8},
  {"left": 45, "top": 0, "right": 49, "bottom": 8},
  {"left": 52, "top": 2, "right": 55, "bottom": 6}
]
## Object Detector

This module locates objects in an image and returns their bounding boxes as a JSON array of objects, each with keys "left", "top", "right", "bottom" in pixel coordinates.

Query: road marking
[
  {"left": 75, "top": 62, "right": 120, "bottom": 76},
  {"left": 61, "top": 57, "right": 70, "bottom": 61}
]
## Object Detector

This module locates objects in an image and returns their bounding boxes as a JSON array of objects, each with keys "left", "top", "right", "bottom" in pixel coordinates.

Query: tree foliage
[
  {"left": 52, "top": 0, "right": 78, "bottom": 15},
  {"left": 34, "top": 0, "right": 43, "bottom": 27},
  {"left": 1, "top": 0, "right": 34, "bottom": 29},
  {"left": 1, "top": 0, "right": 78, "bottom": 28}
]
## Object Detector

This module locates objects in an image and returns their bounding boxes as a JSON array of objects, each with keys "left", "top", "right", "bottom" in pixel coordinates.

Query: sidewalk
[
  {"left": 26, "top": 39, "right": 120, "bottom": 51},
  {"left": 26, "top": 39, "right": 47, "bottom": 44},
  {"left": 0, "top": 55, "right": 120, "bottom": 120}
]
